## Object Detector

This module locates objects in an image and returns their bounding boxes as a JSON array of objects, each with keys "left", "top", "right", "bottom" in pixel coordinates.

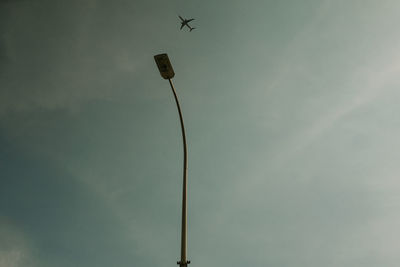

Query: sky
[{"left": 1, "top": 0, "right": 400, "bottom": 266}]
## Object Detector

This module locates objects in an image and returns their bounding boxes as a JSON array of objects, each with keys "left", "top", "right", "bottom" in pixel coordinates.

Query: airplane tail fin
[{"left": 190, "top": 27, "right": 195, "bottom": 32}]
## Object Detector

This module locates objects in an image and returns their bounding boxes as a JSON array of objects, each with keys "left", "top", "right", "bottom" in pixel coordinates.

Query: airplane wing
[
  {"left": 187, "top": 18, "right": 194, "bottom": 22},
  {"left": 178, "top": 15, "right": 184, "bottom": 21},
  {"left": 180, "top": 23, "right": 185, "bottom": 30}
]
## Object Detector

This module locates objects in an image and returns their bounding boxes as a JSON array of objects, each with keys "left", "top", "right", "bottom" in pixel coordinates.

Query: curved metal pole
[{"left": 168, "top": 79, "right": 190, "bottom": 267}]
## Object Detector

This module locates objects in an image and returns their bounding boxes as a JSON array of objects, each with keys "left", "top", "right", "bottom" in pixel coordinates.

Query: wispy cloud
[
  {"left": 287, "top": 53, "right": 400, "bottom": 159},
  {"left": 256, "top": 0, "right": 400, "bottom": 166},
  {"left": 0, "top": 218, "right": 34, "bottom": 267}
]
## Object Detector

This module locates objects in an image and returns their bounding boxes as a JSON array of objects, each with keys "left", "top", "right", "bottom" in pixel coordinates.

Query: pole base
[{"left": 177, "top": 260, "right": 191, "bottom": 267}]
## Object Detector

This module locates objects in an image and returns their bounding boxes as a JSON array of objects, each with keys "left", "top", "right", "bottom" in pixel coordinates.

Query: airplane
[{"left": 179, "top": 16, "right": 195, "bottom": 32}]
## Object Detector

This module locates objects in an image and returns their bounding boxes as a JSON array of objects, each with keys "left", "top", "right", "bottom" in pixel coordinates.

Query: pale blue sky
[{"left": 1, "top": 0, "right": 400, "bottom": 266}]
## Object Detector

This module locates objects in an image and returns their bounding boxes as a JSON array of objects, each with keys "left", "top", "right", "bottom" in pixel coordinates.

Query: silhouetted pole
[{"left": 154, "top": 54, "right": 190, "bottom": 267}]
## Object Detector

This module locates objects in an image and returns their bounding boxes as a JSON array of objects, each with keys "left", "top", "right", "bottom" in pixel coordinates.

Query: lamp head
[{"left": 154, "top": 53, "right": 175, "bottom": 79}]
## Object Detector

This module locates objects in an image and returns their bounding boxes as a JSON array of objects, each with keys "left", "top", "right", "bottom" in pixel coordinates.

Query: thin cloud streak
[
  {"left": 288, "top": 54, "right": 400, "bottom": 159},
  {"left": 0, "top": 218, "right": 34, "bottom": 267}
]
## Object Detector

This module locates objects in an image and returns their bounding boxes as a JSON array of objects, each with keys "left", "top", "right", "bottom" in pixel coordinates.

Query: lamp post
[{"left": 154, "top": 53, "right": 190, "bottom": 267}]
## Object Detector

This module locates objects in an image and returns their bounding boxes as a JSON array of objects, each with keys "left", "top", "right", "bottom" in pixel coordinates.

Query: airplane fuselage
[{"left": 179, "top": 16, "right": 195, "bottom": 31}]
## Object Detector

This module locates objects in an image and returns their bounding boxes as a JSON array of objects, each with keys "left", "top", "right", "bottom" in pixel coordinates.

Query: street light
[{"left": 154, "top": 53, "right": 190, "bottom": 267}]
